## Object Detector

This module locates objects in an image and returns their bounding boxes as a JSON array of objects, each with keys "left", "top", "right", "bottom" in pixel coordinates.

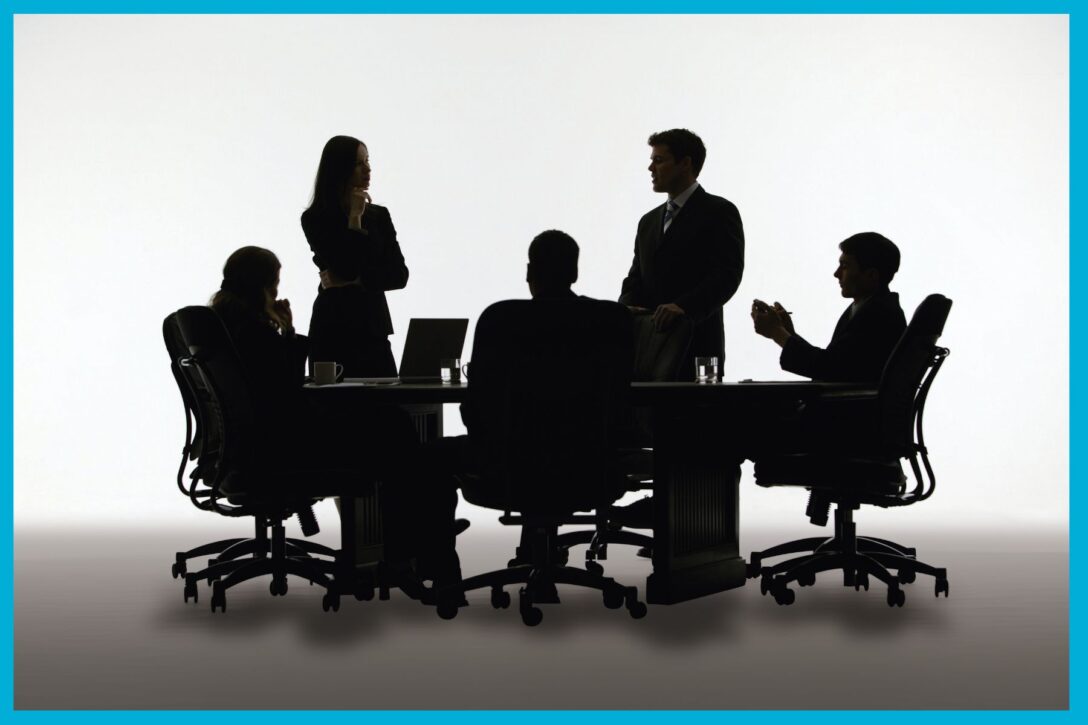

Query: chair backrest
[
  {"left": 164, "top": 312, "right": 209, "bottom": 501},
  {"left": 877, "top": 294, "right": 952, "bottom": 455},
  {"left": 631, "top": 313, "right": 694, "bottom": 382},
  {"left": 464, "top": 298, "right": 633, "bottom": 513},
  {"left": 163, "top": 312, "right": 200, "bottom": 458},
  {"left": 174, "top": 305, "right": 259, "bottom": 497}
]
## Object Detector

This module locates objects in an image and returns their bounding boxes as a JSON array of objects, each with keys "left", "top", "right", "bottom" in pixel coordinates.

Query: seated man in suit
[
  {"left": 751, "top": 232, "right": 906, "bottom": 383},
  {"left": 748, "top": 232, "right": 907, "bottom": 525},
  {"left": 527, "top": 229, "right": 581, "bottom": 300},
  {"left": 438, "top": 230, "right": 623, "bottom": 559},
  {"left": 458, "top": 229, "right": 588, "bottom": 437},
  {"left": 741, "top": 232, "right": 907, "bottom": 487}
]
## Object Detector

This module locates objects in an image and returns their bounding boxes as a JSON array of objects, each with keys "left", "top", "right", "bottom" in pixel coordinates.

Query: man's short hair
[
  {"left": 839, "top": 232, "right": 901, "bottom": 287},
  {"left": 648, "top": 128, "right": 707, "bottom": 176},
  {"left": 528, "top": 229, "right": 579, "bottom": 288}
]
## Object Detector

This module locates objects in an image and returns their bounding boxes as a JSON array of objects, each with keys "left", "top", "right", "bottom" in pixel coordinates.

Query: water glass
[
  {"left": 440, "top": 358, "right": 462, "bottom": 385},
  {"left": 695, "top": 356, "right": 719, "bottom": 384}
]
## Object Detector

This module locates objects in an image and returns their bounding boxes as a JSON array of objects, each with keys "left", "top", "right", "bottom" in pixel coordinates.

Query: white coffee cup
[{"left": 313, "top": 361, "right": 344, "bottom": 385}]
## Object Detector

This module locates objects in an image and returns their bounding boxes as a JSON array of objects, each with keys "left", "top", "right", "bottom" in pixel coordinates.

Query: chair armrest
[{"left": 815, "top": 387, "right": 878, "bottom": 402}]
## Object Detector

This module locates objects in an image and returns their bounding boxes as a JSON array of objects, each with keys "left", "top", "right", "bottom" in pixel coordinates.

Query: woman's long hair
[
  {"left": 307, "top": 135, "right": 364, "bottom": 214},
  {"left": 210, "top": 246, "right": 282, "bottom": 329}
]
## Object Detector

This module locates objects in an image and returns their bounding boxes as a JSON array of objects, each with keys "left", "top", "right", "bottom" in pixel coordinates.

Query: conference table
[{"left": 305, "top": 378, "right": 868, "bottom": 605}]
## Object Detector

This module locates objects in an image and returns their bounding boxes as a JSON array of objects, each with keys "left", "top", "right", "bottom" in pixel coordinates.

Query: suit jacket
[
  {"left": 619, "top": 186, "right": 744, "bottom": 364},
  {"left": 301, "top": 203, "right": 408, "bottom": 338},
  {"left": 780, "top": 290, "right": 907, "bottom": 383},
  {"left": 456, "top": 296, "right": 633, "bottom": 511}
]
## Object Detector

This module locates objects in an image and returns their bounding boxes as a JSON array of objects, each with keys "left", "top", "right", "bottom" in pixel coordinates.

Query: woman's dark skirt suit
[
  {"left": 303, "top": 204, "right": 408, "bottom": 377},
  {"left": 299, "top": 207, "right": 460, "bottom": 572}
]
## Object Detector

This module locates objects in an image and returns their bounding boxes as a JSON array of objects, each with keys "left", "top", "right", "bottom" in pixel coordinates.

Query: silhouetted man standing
[
  {"left": 620, "top": 129, "right": 745, "bottom": 378},
  {"left": 752, "top": 232, "right": 906, "bottom": 383}
]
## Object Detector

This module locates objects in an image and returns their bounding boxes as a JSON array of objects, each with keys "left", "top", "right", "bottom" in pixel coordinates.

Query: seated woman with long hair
[
  {"left": 210, "top": 246, "right": 308, "bottom": 434},
  {"left": 210, "top": 246, "right": 462, "bottom": 594}
]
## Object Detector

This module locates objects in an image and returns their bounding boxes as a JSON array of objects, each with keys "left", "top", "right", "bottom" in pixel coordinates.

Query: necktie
[{"left": 663, "top": 200, "right": 679, "bottom": 232}]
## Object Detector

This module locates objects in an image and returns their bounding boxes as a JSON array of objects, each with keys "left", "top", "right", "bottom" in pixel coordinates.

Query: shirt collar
[
  {"left": 849, "top": 295, "right": 872, "bottom": 318},
  {"left": 668, "top": 181, "right": 700, "bottom": 207}
]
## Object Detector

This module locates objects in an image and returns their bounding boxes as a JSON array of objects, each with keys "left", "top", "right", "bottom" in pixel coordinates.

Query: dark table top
[{"left": 303, "top": 378, "right": 875, "bottom": 405}]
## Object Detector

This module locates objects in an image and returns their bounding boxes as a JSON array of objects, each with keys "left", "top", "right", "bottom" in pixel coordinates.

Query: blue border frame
[
  {"left": 3, "top": 1, "right": 1077, "bottom": 721},
  {"left": 0, "top": 1, "right": 1081, "bottom": 11}
]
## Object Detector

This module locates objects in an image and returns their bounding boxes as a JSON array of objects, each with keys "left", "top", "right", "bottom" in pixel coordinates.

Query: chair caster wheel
[
  {"left": 772, "top": 584, "right": 795, "bottom": 605},
  {"left": 171, "top": 560, "right": 186, "bottom": 579},
  {"left": 585, "top": 560, "right": 604, "bottom": 575},
  {"left": 183, "top": 577, "right": 198, "bottom": 604},
  {"left": 491, "top": 588, "right": 511, "bottom": 609},
  {"left": 798, "top": 571, "right": 816, "bottom": 587},
  {"left": 854, "top": 571, "right": 869, "bottom": 591},
  {"left": 935, "top": 578, "right": 949, "bottom": 598},
  {"left": 745, "top": 560, "right": 762, "bottom": 579},
  {"left": 437, "top": 602, "right": 459, "bottom": 620},
  {"left": 210, "top": 583, "right": 226, "bottom": 613},
  {"left": 520, "top": 605, "right": 543, "bottom": 626},
  {"left": 887, "top": 585, "right": 906, "bottom": 607},
  {"left": 625, "top": 591, "right": 647, "bottom": 619},
  {"left": 760, "top": 574, "right": 773, "bottom": 596},
  {"left": 899, "top": 568, "right": 916, "bottom": 584},
  {"left": 518, "top": 588, "right": 543, "bottom": 626},
  {"left": 603, "top": 586, "right": 624, "bottom": 610},
  {"left": 321, "top": 592, "right": 340, "bottom": 612},
  {"left": 269, "top": 577, "right": 288, "bottom": 596},
  {"left": 354, "top": 585, "right": 375, "bottom": 601}
]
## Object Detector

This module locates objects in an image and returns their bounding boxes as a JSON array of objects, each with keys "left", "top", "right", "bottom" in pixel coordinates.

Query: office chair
[
  {"left": 164, "top": 313, "right": 338, "bottom": 592},
  {"left": 169, "top": 306, "right": 375, "bottom": 612},
  {"left": 747, "top": 294, "right": 953, "bottom": 607},
  {"left": 436, "top": 298, "right": 647, "bottom": 625},
  {"left": 554, "top": 313, "right": 694, "bottom": 569}
]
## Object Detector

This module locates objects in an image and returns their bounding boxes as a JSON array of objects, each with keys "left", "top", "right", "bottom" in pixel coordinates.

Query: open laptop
[{"left": 362, "top": 318, "right": 469, "bottom": 384}]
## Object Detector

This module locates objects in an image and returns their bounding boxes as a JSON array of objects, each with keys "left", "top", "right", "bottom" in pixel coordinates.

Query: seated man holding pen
[
  {"left": 751, "top": 232, "right": 906, "bottom": 384},
  {"left": 748, "top": 232, "right": 907, "bottom": 524}
]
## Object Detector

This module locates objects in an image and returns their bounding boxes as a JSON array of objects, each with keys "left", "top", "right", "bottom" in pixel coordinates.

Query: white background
[{"left": 13, "top": 15, "right": 1068, "bottom": 532}]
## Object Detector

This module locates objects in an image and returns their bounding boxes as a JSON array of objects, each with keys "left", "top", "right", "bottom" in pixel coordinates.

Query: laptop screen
[{"left": 399, "top": 318, "right": 469, "bottom": 379}]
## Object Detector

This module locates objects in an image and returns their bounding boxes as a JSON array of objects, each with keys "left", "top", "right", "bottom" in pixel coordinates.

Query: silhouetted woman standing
[{"left": 303, "top": 136, "right": 407, "bottom": 377}]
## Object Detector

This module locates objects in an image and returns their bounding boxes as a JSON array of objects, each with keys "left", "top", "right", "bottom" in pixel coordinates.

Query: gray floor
[{"left": 14, "top": 523, "right": 1068, "bottom": 709}]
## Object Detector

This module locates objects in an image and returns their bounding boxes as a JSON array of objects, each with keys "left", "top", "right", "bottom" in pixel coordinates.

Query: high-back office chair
[
  {"left": 169, "top": 306, "right": 369, "bottom": 612},
  {"left": 747, "top": 294, "right": 953, "bottom": 607},
  {"left": 438, "top": 298, "right": 647, "bottom": 625},
  {"left": 555, "top": 313, "right": 695, "bottom": 568},
  {"left": 165, "top": 313, "right": 337, "bottom": 591}
]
